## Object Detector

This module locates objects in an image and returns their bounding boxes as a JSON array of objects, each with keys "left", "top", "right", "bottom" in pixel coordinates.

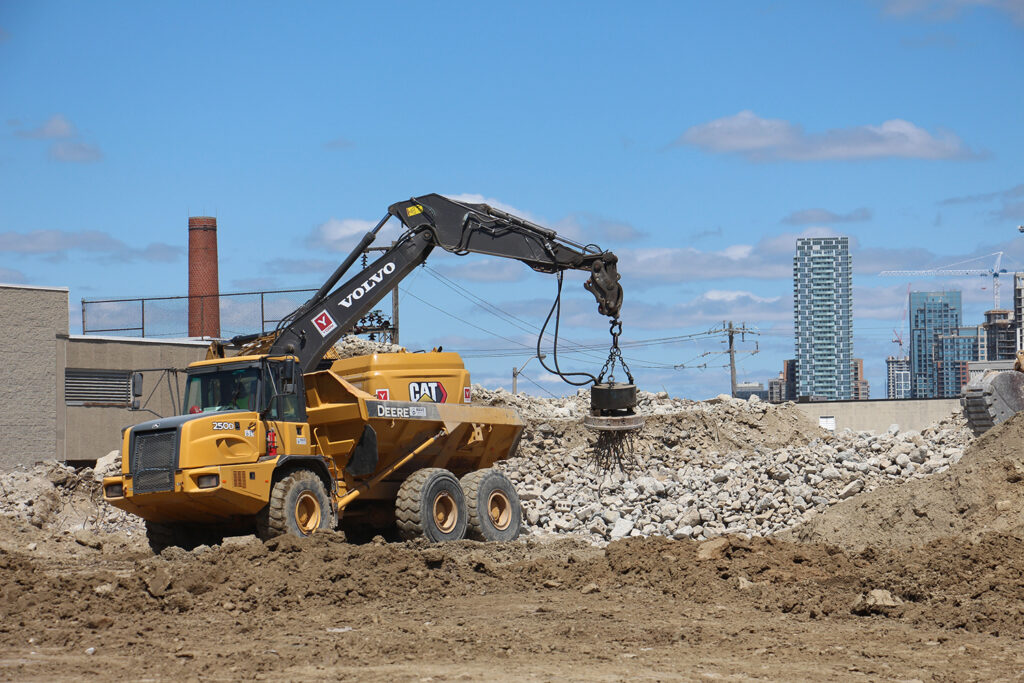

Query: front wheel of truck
[{"left": 258, "top": 469, "right": 337, "bottom": 540}]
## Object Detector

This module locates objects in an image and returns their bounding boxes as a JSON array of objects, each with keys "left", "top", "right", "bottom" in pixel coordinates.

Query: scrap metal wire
[{"left": 590, "top": 429, "right": 641, "bottom": 476}]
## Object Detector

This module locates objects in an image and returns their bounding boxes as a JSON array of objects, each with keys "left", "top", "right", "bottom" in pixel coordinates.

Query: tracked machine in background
[
  {"left": 962, "top": 352, "right": 1024, "bottom": 436},
  {"left": 104, "top": 194, "right": 642, "bottom": 551}
]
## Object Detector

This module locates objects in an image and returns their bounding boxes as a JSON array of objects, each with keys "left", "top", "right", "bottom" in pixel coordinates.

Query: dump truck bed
[{"left": 305, "top": 357, "right": 524, "bottom": 506}]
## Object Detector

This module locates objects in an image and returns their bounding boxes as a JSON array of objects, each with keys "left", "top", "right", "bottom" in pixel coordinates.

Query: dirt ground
[
  {"left": 3, "top": 515, "right": 1024, "bottom": 682},
  {"left": 4, "top": 411, "right": 1024, "bottom": 681}
]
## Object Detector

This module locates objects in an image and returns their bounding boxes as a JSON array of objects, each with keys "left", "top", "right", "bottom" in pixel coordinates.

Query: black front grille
[{"left": 131, "top": 429, "right": 178, "bottom": 494}]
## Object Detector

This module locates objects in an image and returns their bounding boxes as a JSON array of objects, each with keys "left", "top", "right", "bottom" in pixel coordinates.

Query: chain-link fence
[
  {"left": 82, "top": 289, "right": 319, "bottom": 338},
  {"left": 82, "top": 288, "right": 398, "bottom": 342}
]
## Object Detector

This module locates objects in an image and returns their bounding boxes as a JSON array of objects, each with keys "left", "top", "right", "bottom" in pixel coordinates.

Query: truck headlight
[
  {"left": 196, "top": 474, "right": 220, "bottom": 489},
  {"left": 104, "top": 483, "right": 124, "bottom": 498}
]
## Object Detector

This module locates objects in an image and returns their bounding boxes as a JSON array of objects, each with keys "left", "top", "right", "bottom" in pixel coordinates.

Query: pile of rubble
[
  {"left": 0, "top": 360, "right": 972, "bottom": 548},
  {"left": 0, "top": 455, "right": 143, "bottom": 536},
  {"left": 480, "top": 387, "right": 972, "bottom": 544}
]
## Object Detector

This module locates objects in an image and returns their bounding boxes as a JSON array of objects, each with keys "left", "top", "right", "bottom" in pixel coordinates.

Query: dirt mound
[{"left": 784, "top": 411, "right": 1024, "bottom": 551}]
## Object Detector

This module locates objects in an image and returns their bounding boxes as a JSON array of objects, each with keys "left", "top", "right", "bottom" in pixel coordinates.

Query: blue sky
[{"left": 1, "top": 1, "right": 1022, "bottom": 398}]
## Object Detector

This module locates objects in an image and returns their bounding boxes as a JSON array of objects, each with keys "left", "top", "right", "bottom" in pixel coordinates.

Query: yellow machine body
[{"left": 103, "top": 351, "right": 523, "bottom": 526}]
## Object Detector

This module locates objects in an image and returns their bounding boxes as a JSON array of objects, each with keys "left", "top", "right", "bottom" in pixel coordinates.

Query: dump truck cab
[{"left": 103, "top": 355, "right": 317, "bottom": 529}]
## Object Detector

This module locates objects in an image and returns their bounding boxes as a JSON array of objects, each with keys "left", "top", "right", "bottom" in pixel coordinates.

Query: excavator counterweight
[{"left": 962, "top": 351, "right": 1024, "bottom": 436}]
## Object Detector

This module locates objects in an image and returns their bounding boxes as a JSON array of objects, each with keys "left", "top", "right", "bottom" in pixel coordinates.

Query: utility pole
[
  {"left": 512, "top": 353, "right": 546, "bottom": 394},
  {"left": 360, "top": 243, "right": 400, "bottom": 344},
  {"left": 391, "top": 285, "right": 400, "bottom": 345},
  {"left": 672, "top": 323, "right": 759, "bottom": 395},
  {"left": 727, "top": 321, "right": 737, "bottom": 397}
]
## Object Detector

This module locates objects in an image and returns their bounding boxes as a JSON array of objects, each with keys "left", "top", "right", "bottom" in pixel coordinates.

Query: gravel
[{"left": 481, "top": 388, "right": 972, "bottom": 545}]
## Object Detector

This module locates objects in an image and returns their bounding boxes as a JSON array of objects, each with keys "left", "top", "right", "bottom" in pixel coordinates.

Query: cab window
[
  {"left": 184, "top": 366, "right": 261, "bottom": 413},
  {"left": 263, "top": 362, "right": 304, "bottom": 421}
]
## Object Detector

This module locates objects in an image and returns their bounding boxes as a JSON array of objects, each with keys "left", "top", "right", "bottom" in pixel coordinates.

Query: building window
[{"left": 65, "top": 369, "right": 131, "bottom": 406}]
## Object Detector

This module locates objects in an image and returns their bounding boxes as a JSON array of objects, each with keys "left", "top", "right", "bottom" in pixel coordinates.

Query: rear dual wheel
[
  {"left": 395, "top": 467, "right": 521, "bottom": 543},
  {"left": 396, "top": 468, "right": 468, "bottom": 542},
  {"left": 461, "top": 468, "right": 522, "bottom": 542}
]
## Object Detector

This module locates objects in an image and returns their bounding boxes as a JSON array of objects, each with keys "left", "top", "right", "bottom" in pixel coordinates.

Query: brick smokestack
[{"left": 188, "top": 216, "right": 220, "bottom": 337}]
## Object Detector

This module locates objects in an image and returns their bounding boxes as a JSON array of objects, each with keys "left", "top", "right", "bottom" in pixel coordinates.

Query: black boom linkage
[{"left": 252, "top": 194, "right": 624, "bottom": 375}]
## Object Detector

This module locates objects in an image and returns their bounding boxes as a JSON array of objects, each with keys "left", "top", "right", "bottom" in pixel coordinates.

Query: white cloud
[
  {"left": 782, "top": 207, "right": 873, "bottom": 225},
  {"left": 621, "top": 290, "right": 791, "bottom": 330},
  {"left": 323, "top": 137, "right": 354, "bottom": 150},
  {"left": 16, "top": 114, "right": 104, "bottom": 163},
  {"left": 676, "top": 110, "right": 977, "bottom": 161},
  {"left": 0, "top": 229, "right": 181, "bottom": 263},
  {"left": 0, "top": 267, "right": 26, "bottom": 284},
  {"left": 703, "top": 289, "right": 777, "bottom": 304},
  {"left": 939, "top": 183, "right": 1024, "bottom": 221},
  {"left": 17, "top": 114, "right": 74, "bottom": 139},
  {"left": 554, "top": 213, "right": 645, "bottom": 244},
  {"left": 882, "top": 0, "right": 1024, "bottom": 25},
  {"left": 49, "top": 141, "right": 102, "bottom": 163},
  {"left": 617, "top": 227, "right": 841, "bottom": 283},
  {"left": 444, "top": 193, "right": 531, "bottom": 218},
  {"left": 307, "top": 217, "right": 404, "bottom": 252},
  {"left": 434, "top": 258, "right": 527, "bottom": 283}
]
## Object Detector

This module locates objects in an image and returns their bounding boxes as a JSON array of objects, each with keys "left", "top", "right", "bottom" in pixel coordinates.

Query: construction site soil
[{"left": 5, "top": 406, "right": 1024, "bottom": 680}]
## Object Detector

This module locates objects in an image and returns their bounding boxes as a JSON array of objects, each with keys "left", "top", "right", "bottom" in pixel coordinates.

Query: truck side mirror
[
  {"left": 130, "top": 372, "right": 143, "bottom": 410},
  {"left": 281, "top": 358, "right": 296, "bottom": 394}
]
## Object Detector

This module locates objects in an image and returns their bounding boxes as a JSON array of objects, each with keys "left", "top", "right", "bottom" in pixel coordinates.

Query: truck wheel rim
[
  {"left": 433, "top": 492, "right": 457, "bottom": 534},
  {"left": 295, "top": 492, "right": 321, "bottom": 534},
  {"left": 487, "top": 490, "right": 512, "bottom": 531}
]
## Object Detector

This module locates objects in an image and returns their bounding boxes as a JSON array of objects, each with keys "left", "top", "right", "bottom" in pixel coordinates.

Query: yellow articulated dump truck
[{"left": 104, "top": 194, "right": 639, "bottom": 551}]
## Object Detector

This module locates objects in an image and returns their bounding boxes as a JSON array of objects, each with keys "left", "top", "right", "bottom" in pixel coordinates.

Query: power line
[{"left": 517, "top": 371, "right": 560, "bottom": 398}]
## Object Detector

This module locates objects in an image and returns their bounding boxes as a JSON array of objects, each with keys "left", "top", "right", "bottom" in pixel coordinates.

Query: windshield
[{"left": 184, "top": 365, "right": 261, "bottom": 414}]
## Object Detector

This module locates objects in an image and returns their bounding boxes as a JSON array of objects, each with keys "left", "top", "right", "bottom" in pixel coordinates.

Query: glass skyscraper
[
  {"left": 908, "top": 291, "right": 979, "bottom": 398},
  {"left": 793, "top": 236, "right": 853, "bottom": 400}
]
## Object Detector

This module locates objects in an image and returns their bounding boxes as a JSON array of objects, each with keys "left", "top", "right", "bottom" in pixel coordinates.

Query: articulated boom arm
[{"left": 265, "top": 194, "right": 623, "bottom": 373}]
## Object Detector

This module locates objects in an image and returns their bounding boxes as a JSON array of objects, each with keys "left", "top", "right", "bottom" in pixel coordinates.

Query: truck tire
[
  {"left": 396, "top": 468, "right": 468, "bottom": 542},
  {"left": 259, "top": 469, "right": 337, "bottom": 540},
  {"left": 460, "top": 469, "right": 522, "bottom": 542}
]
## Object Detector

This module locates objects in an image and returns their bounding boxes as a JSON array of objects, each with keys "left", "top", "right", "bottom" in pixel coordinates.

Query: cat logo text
[{"left": 408, "top": 381, "right": 448, "bottom": 403}]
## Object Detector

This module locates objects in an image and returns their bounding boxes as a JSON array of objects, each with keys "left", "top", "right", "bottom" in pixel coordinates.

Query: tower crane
[
  {"left": 880, "top": 251, "right": 1007, "bottom": 309},
  {"left": 892, "top": 283, "right": 910, "bottom": 354}
]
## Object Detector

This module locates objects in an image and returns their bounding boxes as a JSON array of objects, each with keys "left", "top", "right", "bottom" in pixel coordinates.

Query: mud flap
[{"left": 347, "top": 425, "right": 379, "bottom": 477}]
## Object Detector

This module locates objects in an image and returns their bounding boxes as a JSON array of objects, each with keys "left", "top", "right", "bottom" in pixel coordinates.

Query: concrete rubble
[
  {"left": 0, "top": 361, "right": 972, "bottom": 547},
  {"left": 479, "top": 387, "right": 972, "bottom": 544}
]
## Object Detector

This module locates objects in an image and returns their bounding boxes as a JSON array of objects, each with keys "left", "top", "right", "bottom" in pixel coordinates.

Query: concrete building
[
  {"left": 0, "top": 284, "right": 209, "bottom": 469},
  {"left": 967, "top": 359, "right": 1015, "bottom": 383},
  {"left": 734, "top": 382, "right": 769, "bottom": 401},
  {"left": 909, "top": 291, "right": 963, "bottom": 398},
  {"left": 851, "top": 358, "right": 870, "bottom": 400},
  {"left": 886, "top": 356, "right": 911, "bottom": 399},
  {"left": 1015, "top": 273, "right": 1024, "bottom": 352},
  {"left": 935, "top": 326, "right": 980, "bottom": 397},
  {"left": 980, "top": 309, "right": 1016, "bottom": 361},
  {"left": 1, "top": 284, "right": 70, "bottom": 466},
  {"left": 793, "top": 237, "right": 853, "bottom": 401},
  {"left": 768, "top": 359, "right": 798, "bottom": 403}
]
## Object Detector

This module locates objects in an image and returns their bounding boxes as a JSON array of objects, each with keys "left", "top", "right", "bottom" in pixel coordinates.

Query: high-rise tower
[{"left": 793, "top": 236, "right": 853, "bottom": 400}]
